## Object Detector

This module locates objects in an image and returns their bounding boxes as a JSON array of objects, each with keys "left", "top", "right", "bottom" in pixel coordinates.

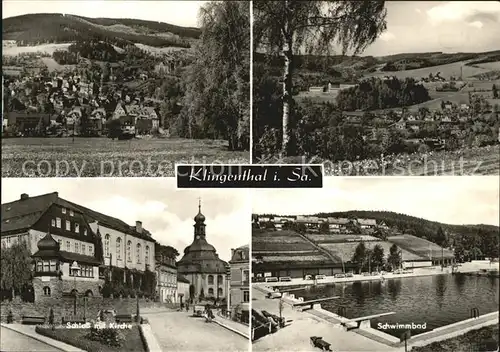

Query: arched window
[
  {"left": 137, "top": 243, "right": 142, "bottom": 263},
  {"left": 145, "top": 246, "right": 149, "bottom": 265},
  {"left": 127, "top": 241, "right": 132, "bottom": 262},
  {"left": 208, "top": 288, "right": 214, "bottom": 296},
  {"left": 218, "top": 287, "right": 223, "bottom": 297},
  {"left": 43, "top": 286, "right": 51, "bottom": 296},
  {"left": 116, "top": 238, "right": 122, "bottom": 259},
  {"left": 104, "top": 234, "right": 110, "bottom": 257},
  {"left": 208, "top": 275, "right": 214, "bottom": 285},
  {"left": 217, "top": 275, "right": 223, "bottom": 285}
]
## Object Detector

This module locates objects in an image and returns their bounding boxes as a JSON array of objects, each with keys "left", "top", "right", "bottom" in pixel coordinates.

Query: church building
[{"left": 176, "top": 202, "right": 229, "bottom": 303}]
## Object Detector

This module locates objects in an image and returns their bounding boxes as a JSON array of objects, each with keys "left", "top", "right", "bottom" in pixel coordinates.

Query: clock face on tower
[{"left": 196, "top": 235, "right": 200, "bottom": 240}]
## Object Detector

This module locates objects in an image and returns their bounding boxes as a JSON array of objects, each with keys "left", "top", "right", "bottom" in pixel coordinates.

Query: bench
[
  {"left": 115, "top": 314, "right": 133, "bottom": 323},
  {"left": 21, "top": 315, "right": 46, "bottom": 325},
  {"left": 62, "top": 316, "right": 86, "bottom": 324}
]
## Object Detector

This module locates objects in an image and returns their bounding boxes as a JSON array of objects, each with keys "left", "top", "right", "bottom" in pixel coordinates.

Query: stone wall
[
  {"left": 0, "top": 296, "right": 167, "bottom": 323},
  {"left": 33, "top": 276, "right": 104, "bottom": 302}
]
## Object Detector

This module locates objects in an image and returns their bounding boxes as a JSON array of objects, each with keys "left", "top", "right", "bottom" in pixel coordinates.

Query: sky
[
  {"left": 1, "top": 178, "right": 250, "bottom": 262},
  {"left": 362, "top": 1, "right": 500, "bottom": 56},
  {"left": 252, "top": 177, "right": 500, "bottom": 227},
  {"left": 2, "top": 1, "right": 206, "bottom": 28}
]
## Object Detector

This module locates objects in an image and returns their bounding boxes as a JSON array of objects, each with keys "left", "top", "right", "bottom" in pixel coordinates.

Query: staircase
[{"left": 298, "top": 233, "right": 341, "bottom": 263}]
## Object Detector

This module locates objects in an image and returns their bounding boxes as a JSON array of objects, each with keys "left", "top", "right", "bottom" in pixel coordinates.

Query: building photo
[{"left": 1, "top": 178, "right": 251, "bottom": 351}]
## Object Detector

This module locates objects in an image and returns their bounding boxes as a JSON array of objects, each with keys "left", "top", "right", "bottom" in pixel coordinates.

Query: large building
[
  {"left": 228, "top": 245, "right": 250, "bottom": 313},
  {"left": 1, "top": 192, "right": 156, "bottom": 301},
  {"left": 176, "top": 202, "right": 229, "bottom": 303}
]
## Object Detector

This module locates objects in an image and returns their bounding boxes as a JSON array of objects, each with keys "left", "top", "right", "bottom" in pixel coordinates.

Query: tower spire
[{"left": 198, "top": 197, "right": 201, "bottom": 213}]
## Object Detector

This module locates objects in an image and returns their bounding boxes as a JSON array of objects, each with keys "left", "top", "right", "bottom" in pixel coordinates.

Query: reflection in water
[
  {"left": 291, "top": 275, "right": 499, "bottom": 338},
  {"left": 387, "top": 279, "right": 402, "bottom": 300}
]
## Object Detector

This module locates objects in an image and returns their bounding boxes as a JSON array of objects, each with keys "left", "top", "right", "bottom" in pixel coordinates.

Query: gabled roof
[
  {"left": 327, "top": 217, "right": 350, "bottom": 224},
  {"left": 357, "top": 218, "right": 377, "bottom": 226},
  {"left": 177, "top": 274, "right": 190, "bottom": 284}
]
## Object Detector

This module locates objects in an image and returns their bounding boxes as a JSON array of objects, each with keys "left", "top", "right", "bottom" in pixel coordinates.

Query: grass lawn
[
  {"left": 410, "top": 324, "right": 499, "bottom": 352},
  {"left": 36, "top": 326, "right": 147, "bottom": 352},
  {"left": 1, "top": 137, "right": 249, "bottom": 177}
]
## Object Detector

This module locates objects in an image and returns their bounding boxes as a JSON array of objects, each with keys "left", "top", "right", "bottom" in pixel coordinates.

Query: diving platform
[
  {"left": 280, "top": 287, "right": 308, "bottom": 292},
  {"left": 292, "top": 296, "right": 340, "bottom": 310},
  {"left": 342, "top": 312, "right": 396, "bottom": 330}
]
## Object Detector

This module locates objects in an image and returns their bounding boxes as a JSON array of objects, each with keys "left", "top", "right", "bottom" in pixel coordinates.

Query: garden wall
[{"left": 0, "top": 296, "right": 168, "bottom": 323}]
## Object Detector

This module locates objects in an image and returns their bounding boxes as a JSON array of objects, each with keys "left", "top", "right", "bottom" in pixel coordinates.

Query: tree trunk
[{"left": 282, "top": 2, "right": 293, "bottom": 156}]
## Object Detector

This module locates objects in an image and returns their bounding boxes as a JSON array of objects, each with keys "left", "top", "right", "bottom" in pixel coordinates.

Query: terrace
[
  {"left": 319, "top": 241, "right": 426, "bottom": 262},
  {"left": 387, "top": 234, "right": 455, "bottom": 259}
]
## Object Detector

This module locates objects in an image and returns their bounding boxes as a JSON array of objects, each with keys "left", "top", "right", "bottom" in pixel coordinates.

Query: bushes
[{"left": 86, "top": 326, "right": 125, "bottom": 348}]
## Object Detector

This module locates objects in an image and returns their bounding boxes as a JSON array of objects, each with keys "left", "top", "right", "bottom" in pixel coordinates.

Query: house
[
  {"left": 327, "top": 217, "right": 350, "bottom": 233},
  {"left": 112, "top": 103, "right": 159, "bottom": 133},
  {"left": 424, "top": 116, "right": 434, "bottom": 122},
  {"left": 228, "top": 245, "right": 249, "bottom": 321},
  {"left": 460, "top": 103, "right": 469, "bottom": 110},
  {"left": 409, "top": 124, "right": 420, "bottom": 132},
  {"left": 155, "top": 244, "right": 177, "bottom": 303},
  {"left": 441, "top": 116, "right": 452, "bottom": 122},
  {"left": 357, "top": 218, "right": 377, "bottom": 229},
  {"left": 377, "top": 221, "right": 389, "bottom": 230},
  {"left": 176, "top": 275, "right": 190, "bottom": 304},
  {"left": 444, "top": 103, "right": 453, "bottom": 110},
  {"left": 407, "top": 115, "right": 417, "bottom": 121},
  {"left": 308, "top": 86, "right": 324, "bottom": 92}
]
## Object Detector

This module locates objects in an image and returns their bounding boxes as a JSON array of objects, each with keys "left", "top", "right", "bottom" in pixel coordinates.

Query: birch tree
[{"left": 253, "top": 1, "right": 387, "bottom": 155}]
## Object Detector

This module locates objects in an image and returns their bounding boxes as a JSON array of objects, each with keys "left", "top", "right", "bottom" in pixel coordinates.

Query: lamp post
[{"left": 70, "top": 261, "right": 80, "bottom": 316}]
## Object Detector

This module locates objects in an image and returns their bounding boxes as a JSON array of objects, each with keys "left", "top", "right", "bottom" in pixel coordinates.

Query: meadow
[
  {"left": 1, "top": 137, "right": 248, "bottom": 177},
  {"left": 2, "top": 43, "right": 72, "bottom": 56}
]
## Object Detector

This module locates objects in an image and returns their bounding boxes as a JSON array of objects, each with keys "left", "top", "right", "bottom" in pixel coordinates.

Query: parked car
[
  {"left": 266, "top": 291, "right": 282, "bottom": 299},
  {"left": 304, "top": 275, "right": 314, "bottom": 280},
  {"left": 315, "top": 275, "right": 326, "bottom": 280},
  {"left": 345, "top": 273, "right": 354, "bottom": 278},
  {"left": 334, "top": 274, "right": 346, "bottom": 278},
  {"left": 279, "top": 277, "right": 292, "bottom": 282},
  {"left": 371, "top": 272, "right": 379, "bottom": 276},
  {"left": 362, "top": 272, "right": 370, "bottom": 276}
]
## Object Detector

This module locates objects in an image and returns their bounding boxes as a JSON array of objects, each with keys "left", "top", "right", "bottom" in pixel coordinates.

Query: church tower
[{"left": 193, "top": 198, "right": 206, "bottom": 240}]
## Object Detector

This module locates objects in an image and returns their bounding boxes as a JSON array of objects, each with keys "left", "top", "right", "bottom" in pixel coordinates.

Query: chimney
[
  {"left": 20, "top": 193, "right": 29, "bottom": 200},
  {"left": 136, "top": 221, "right": 142, "bottom": 234}
]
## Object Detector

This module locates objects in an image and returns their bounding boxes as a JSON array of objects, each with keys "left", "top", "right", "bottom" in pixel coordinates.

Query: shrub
[
  {"left": 7, "top": 309, "right": 13, "bottom": 323},
  {"left": 85, "top": 326, "right": 125, "bottom": 347}
]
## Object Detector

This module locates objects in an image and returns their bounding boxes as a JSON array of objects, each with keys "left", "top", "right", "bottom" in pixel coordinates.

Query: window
[
  {"left": 218, "top": 287, "right": 223, "bottom": 297},
  {"left": 218, "top": 275, "right": 223, "bottom": 285},
  {"left": 82, "top": 244, "right": 86, "bottom": 255},
  {"left": 65, "top": 220, "right": 71, "bottom": 231},
  {"left": 104, "top": 234, "right": 110, "bottom": 257},
  {"left": 43, "top": 286, "right": 51, "bottom": 296},
  {"left": 136, "top": 243, "right": 141, "bottom": 263},
  {"left": 127, "top": 241, "right": 132, "bottom": 262},
  {"left": 116, "top": 238, "right": 122, "bottom": 259},
  {"left": 69, "top": 210, "right": 74, "bottom": 216},
  {"left": 243, "top": 290, "right": 249, "bottom": 302},
  {"left": 145, "top": 246, "right": 149, "bottom": 265},
  {"left": 83, "top": 229, "right": 87, "bottom": 236},
  {"left": 58, "top": 239, "right": 62, "bottom": 248},
  {"left": 49, "top": 260, "right": 57, "bottom": 272},
  {"left": 66, "top": 241, "right": 70, "bottom": 251},
  {"left": 62, "top": 208, "right": 66, "bottom": 214},
  {"left": 208, "top": 288, "right": 214, "bottom": 295},
  {"left": 36, "top": 261, "right": 42, "bottom": 272},
  {"left": 69, "top": 265, "right": 94, "bottom": 278},
  {"left": 75, "top": 243, "right": 79, "bottom": 253},
  {"left": 51, "top": 219, "right": 55, "bottom": 227},
  {"left": 208, "top": 275, "right": 214, "bottom": 285},
  {"left": 75, "top": 223, "right": 80, "bottom": 233},
  {"left": 242, "top": 270, "right": 249, "bottom": 284},
  {"left": 56, "top": 218, "right": 61, "bottom": 228},
  {"left": 88, "top": 244, "right": 94, "bottom": 256}
]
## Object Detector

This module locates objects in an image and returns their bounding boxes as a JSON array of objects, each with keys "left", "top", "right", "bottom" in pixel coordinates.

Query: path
[
  {"left": 144, "top": 310, "right": 248, "bottom": 352},
  {"left": 0, "top": 325, "right": 64, "bottom": 352}
]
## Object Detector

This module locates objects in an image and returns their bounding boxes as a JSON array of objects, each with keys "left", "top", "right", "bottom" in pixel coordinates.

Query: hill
[{"left": 2, "top": 13, "right": 201, "bottom": 48}]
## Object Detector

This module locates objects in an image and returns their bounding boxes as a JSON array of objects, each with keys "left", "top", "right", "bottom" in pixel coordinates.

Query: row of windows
[
  {"left": 207, "top": 275, "right": 224, "bottom": 285},
  {"left": 56, "top": 239, "right": 94, "bottom": 256},
  {"left": 103, "top": 235, "right": 150, "bottom": 265},
  {"left": 208, "top": 287, "right": 224, "bottom": 296},
  {"left": 69, "top": 264, "right": 94, "bottom": 278},
  {"left": 1, "top": 235, "right": 25, "bottom": 247},
  {"left": 35, "top": 260, "right": 58, "bottom": 272},
  {"left": 51, "top": 217, "right": 87, "bottom": 236}
]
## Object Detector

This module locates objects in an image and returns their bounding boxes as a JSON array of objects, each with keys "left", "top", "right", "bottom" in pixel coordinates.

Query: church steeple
[{"left": 193, "top": 198, "right": 206, "bottom": 239}]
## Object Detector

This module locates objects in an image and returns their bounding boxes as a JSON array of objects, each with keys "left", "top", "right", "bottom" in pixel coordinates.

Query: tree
[
  {"left": 435, "top": 227, "right": 447, "bottom": 247},
  {"left": 180, "top": 1, "right": 250, "bottom": 150},
  {"left": 0, "top": 241, "right": 32, "bottom": 300},
  {"left": 254, "top": 1, "right": 387, "bottom": 155},
  {"left": 493, "top": 84, "right": 498, "bottom": 99},
  {"left": 387, "top": 244, "right": 402, "bottom": 270},
  {"left": 371, "top": 244, "right": 385, "bottom": 272},
  {"left": 351, "top": 241, "right": 367, "bottom": 273},
  {"left": 319, "top": 222, "right": 330, "bottom": 234},
  {"left": 199, "top": 287, "right": 205, "bottom": 301}
]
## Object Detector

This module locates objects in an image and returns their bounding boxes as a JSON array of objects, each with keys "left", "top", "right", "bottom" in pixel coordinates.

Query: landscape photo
[
  {"left": 2, "top": 1, "right": 250, "bottom": 177},
  {"left": 253, "top": 1, "right": 500, "bottom": 175},
  {"left": 1, "top": 178, "right": 250, "bottom": 351},
  {"left": 251, "top": 177, "right": 499, "bottom": 352}
]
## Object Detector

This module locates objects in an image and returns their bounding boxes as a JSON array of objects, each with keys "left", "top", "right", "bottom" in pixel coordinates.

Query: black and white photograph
[
  {"left": 0, "top": 178, "right": 250, "bottom": 351},
  {"left": 251, "top": 177, "right": 499, "bottom": 351},
  {"left": 2, "top": 0, "right": 250, "bottom": 177},
  {"left": 253, "top": 1, "right": 500, "bottom": 176}
]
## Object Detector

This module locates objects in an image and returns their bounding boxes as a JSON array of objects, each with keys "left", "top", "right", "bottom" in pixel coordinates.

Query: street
[
  {"left": 0, "top": 326, "right": 63, "bottom": 352},
  {"left": 144, "top": 310, "right": 249, "bottom": 352}
]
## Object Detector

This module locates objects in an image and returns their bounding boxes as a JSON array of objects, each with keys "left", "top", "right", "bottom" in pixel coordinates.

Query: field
[
  {"left": 258, "top": 253, "right": 330, "bottom": 263},
  {"left": 252, "top": 230, "right": 317, "bottom": 252},
  {"left": 296, "top": 90, "right": 339, "bottom": 104},
  {"left": 387, "top": 235, "right": 455, "bottom": 258},
  {"left": 134, "top": 43, "right": 190, "bottom": 55},
  {"left": 2, "top": 43, "right": 72, "bottom": 56},
  {"left": 304, "top": 234, "right": 380, "bottom": 243},
  {"left": 364, "top": 60, "right": 493, "bottom": 80},
  {"left": 1, "top": 137, "right": 248, "bottom": 177},
  {"left": 40, "top": 57, "right": 76, "bottom": 72},
  {"left": 319, "top": 241, "right": 425, "bottom": 262}
]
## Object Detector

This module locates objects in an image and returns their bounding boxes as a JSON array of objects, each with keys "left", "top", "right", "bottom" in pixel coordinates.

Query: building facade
[
  {"left": 155, "top": 244, "right": 177, "bottom": 303},
  {"left": 176, "top": 203, "right": 229, "bottom": 303},
  {"left": 228, "top": 245, "right": 250, "bottom": 312}
]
